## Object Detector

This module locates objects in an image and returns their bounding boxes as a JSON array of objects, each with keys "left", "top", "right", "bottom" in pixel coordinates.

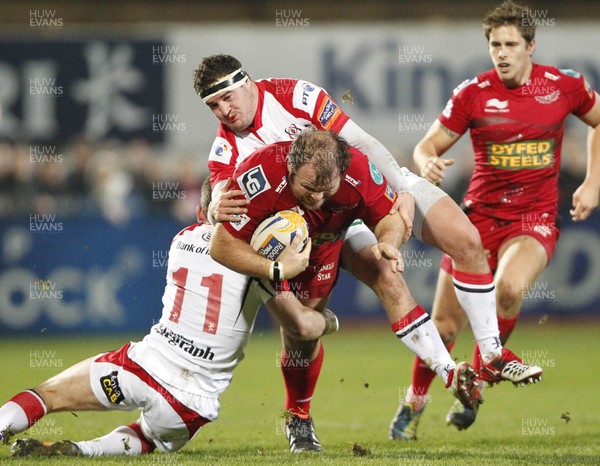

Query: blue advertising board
[{"left": 1, "top": 211, "right": 598, "bottom": 335}]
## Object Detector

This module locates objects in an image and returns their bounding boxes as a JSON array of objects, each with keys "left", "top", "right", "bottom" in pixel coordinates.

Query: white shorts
[
  {"left": 400, "top": 167, "right": 447, "bottom": 241},
  {"left": 89, "top": 342, "right": 215, "bottom": 452}
]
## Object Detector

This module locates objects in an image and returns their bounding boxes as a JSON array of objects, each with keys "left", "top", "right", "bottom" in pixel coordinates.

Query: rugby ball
[{"left": 250, "top": 210, "right": 309, "bottom": 260}]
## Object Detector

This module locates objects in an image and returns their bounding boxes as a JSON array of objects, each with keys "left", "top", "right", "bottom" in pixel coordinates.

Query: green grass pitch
[{"left": 1, "top": 321, "right": 599, "bottom": 464}]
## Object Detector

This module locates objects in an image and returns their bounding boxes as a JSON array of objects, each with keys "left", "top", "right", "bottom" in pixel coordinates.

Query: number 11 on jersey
[{"left": 168, "top": 267, "right": 223, "bottom": 334}]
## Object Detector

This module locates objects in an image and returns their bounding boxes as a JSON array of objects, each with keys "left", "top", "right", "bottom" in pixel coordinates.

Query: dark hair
[
  {"left": 287, "top": 128, "right": 352, "bottom": 186},
  {"left": 482, "top": 1, "right": 536, "bottom": 44},
  {"left": 193, "top": 54, "right": 242, "bottom": 97}
]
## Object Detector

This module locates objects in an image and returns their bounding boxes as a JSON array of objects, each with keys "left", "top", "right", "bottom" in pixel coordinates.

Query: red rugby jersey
[
  {"left": 222, "top": 141, "right": 396, "bottom": 246},
  {"left": 439, "top": 64, "right": 595, "bottom": 220}
]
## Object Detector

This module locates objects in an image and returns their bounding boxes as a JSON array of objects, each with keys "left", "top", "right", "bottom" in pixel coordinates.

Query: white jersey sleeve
[{"left": 338, "top": 119, "right": 409, "bottom": 192}]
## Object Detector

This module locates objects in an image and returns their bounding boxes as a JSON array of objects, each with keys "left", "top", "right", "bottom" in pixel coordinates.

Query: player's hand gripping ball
[{"left": 250, "top": 210, "right": 309, "bottom": 260}]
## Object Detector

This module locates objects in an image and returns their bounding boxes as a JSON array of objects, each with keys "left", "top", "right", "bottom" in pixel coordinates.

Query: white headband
[{"left": 201, "top": 68, "right": 249, "bottom": 102}]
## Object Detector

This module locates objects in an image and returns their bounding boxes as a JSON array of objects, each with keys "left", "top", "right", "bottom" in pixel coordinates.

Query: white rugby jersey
[
  {"left": 129, "top": 222, "right": 270, "bottom": 397},
  {"left": 207, "top": 78, "right": 407, "bottom": 192}
]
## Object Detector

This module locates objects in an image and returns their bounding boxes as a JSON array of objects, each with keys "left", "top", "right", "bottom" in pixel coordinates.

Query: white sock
[
  {"left": 0, "top": 390, "right": 47, "bottom": 440},
  {"left": 0, "top": 402, "right": 30, "bottom": 438},
  {"left": 393, "top": 306, "right": 455, "bottom": 384},
  {"left": 452, "top": 270, "right": 502, "bottom": 362},
  {"left": 76, "top": 425, "right": 147, "bottom": 456}
]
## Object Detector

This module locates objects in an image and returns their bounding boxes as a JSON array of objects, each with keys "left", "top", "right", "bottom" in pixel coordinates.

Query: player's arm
[
  {"left": 413, "top": 119, "right": 462, "bottom": 184},
  {"left": 210, "top": 223, "right": 311, "bottom": 281},
  {"left": 206, "top": 134, "right": 249, "bottom": 224},
  {"left": 572, "top": 93, "right": 600, "bottom": 221},
  {"left": 339, "top": 119, "right": 408, "bottom": 192},
  {"left": 339, "top": 120, "right": 416, "bottom": 240},
  {"left": 370, "top": 211, "right": 406, "bottom": 273},
  {"left": 265, "top": 294, "right": 338, "bottom": 340}
]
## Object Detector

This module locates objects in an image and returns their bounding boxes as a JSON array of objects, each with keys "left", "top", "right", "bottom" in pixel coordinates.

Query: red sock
[
  {"left": 9, "top": 390, "right": 47, "bottom": 428},
  {"left": 127, "top": 423, "right": 156, "bottom": 454},
  {"left": 281, "top": 342, "right": 324, "bottom": 416},
  {"left": 472, "top": 314, "right": 519, "bottom": 371},
  {"left": 472, "top": 344, "right": 482, "bottom": 373},
  {"left": 411, "top": 341, "right": 456, "bottom": 400},
  {"left": 498, "top": 314, "right": 519, "bottom": 344}
]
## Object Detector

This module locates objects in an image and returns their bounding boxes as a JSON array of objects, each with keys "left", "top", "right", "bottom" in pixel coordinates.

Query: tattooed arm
[{"left": 413, "top": 120, "right": 462, "bottom": 185}]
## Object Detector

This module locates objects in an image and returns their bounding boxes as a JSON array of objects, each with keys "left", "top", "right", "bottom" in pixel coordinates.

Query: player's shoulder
[
  {"left": 239, "top": 141, "right": 291, "bottom": 168},
  {"left": 258, "top": 77, "right": 322, "bottom": 93},
  {"left": 450, "top": 72, "right": 492, "bottom": 99},
  {"left": 171, "top": 222, "right": 213, "bottom": 248},
  {"left": 259, "top": 77, "right": 326, "bottom": 114},
  {"left": 537, "top": 64, "right": 588, "bottom": 89},
  {"left": 234, "top": 142, "right": 290, "bottom": 199},
  {"left": 345, "top": 146, "right": 380, "bottom": 187},
  {"left": 208, "top": 127, "right": 238, "bottom": 164}
]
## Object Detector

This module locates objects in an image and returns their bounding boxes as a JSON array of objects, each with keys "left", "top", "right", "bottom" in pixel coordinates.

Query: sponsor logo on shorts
[
  {"left": 100, "top": 371, "right": 125, "bottom": 404},
  {"left": 317, "top": 271, "right": 332, "bottom": 281},
  {"left": 487, "top": 139, "right": 554, "bottom": 170},
  {"left": 319, "top": 262, "right": 336, "bottom": 272},
  {"left": 312, "top": 232, "right": 340, "bottom": 246},
  {"left": 238, "top": 165, "right": 271, "bottom": 199}
]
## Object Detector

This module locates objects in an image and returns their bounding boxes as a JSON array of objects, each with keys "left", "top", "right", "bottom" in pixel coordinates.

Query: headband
[{"left": 200, "top": 69, "right": 249, "bottom": 102}]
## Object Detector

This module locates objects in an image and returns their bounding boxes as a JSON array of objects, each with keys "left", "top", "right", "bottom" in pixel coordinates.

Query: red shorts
[
  {"left": 441, "top": 210, "right": 560, "bottom": 274},
  {"left": 275, "top": 239, "right": 344, "bottom": 300}
]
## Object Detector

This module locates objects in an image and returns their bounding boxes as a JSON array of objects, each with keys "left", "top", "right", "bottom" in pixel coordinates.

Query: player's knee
[
  {"left": 432, "top": 315, "right": 462, "bottom": 344},
  {"left": 446, "top": 223, "right": 485, "bottom": 264},
  {"left": 32, "top": 385, "right": 57, "bottom": 413}
]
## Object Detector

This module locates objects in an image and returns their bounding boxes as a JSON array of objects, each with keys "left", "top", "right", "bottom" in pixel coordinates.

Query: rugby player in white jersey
[
  {"left": 1, "top": 180, "right": 337, "bottom": 458},
  {"left": 194, "top": 54, "right": 541, "bottom": 450}
]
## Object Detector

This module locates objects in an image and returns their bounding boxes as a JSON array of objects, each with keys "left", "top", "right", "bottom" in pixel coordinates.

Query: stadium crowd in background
[
  {"left": 0, "top": 132, "right": 587, "bottom": 224},
  {"left": 0, "top": 137, "right": 203, "bottom": 224}
]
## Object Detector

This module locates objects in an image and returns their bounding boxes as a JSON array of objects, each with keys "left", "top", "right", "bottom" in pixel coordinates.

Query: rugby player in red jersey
[
  {"left": 195, "top": 53, "right": 542, "bottom": 450},
  {"left": 392, "top": 0, "right": 600, "bottom": 440},
  {"left": 210, "top": 128, "right": 483, "bottom": 451}
]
